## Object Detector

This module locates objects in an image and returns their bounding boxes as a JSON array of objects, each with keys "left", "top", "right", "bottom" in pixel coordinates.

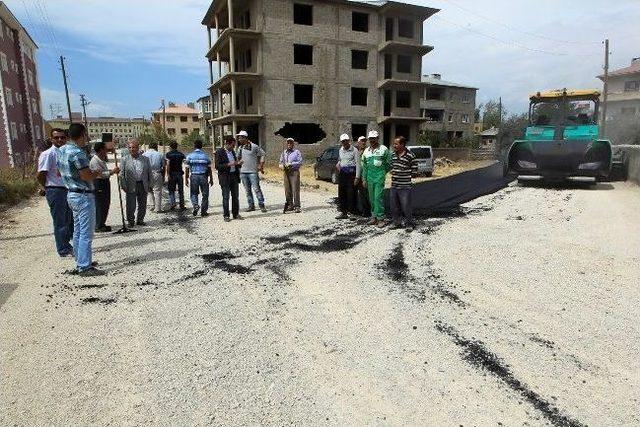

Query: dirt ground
[
  {"left": 1, "top": 179, "right": 639, "bottom": 426},
  {"left": 263, "top": 160, "right": 493, "bottom": 193}
]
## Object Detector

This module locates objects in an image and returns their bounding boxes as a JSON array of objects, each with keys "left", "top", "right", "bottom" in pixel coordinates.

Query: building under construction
[{"left": 202, "top": 0, "right": 439, "bottom": 159}]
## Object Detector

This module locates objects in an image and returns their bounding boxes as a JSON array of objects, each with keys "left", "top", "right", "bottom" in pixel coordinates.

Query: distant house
[
  {"left": 598, "top": 57, "right": 640, "bottom": 120},
  {"left": 478, "top": 126, "right": 499, "bottom": 150},
  {"left": 151, "top": 103, "right": 199, "bottom": 143},
  {"left": 419, "top": 73, "right": 477, "bottom": 141}
]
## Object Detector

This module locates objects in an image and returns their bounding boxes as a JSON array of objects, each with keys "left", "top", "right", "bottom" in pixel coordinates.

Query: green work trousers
[{"left": 367, "top": 179, "right": 385, "bottom": 219}]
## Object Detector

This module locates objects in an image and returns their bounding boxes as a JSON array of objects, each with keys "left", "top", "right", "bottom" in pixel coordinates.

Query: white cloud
[{"left": 41, "top": 87, "right": 123, "bottom": 118}]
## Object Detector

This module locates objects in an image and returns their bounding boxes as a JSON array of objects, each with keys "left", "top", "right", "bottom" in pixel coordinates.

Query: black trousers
[
  {"left": 338, "top": 171, "right": 357, "bottom": 214},
  {"left": 219, "top": 173, "right": 240, "bottom": 218},
  {"left": 356, "top": 181, "right": 371, "bottom": 217},
  {"left": 167, "top": 171, "right": 184, "bottom": 208},
  {"left": 94, "top": 178, "right": 111, "bottom": 229}
]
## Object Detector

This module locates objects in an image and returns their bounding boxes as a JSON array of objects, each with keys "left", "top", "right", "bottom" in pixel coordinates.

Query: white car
[{"left": 407, "top": 145, "right": 434, "bottom": 177}]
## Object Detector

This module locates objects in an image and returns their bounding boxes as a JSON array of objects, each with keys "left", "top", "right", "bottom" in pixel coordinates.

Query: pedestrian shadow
[
  {"left": 0, "top": 232, "right": 52, "bottom": 242},
  {"left": 99, "top": 248, "right": 194, "bottom": 272},
  {"left": 94, "top": 236, "right": 172, "bottom": 253},
  {"left": 239, "top": 204, "right": 332, "bottom": 220},
  {"left": 0, "top": 283, "right": 18, "bottom": 308}
]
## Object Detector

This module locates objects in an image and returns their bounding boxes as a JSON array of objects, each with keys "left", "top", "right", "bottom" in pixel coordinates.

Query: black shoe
[
  {"left": 201, "top": 212, "right": 210, "bottom": 217},
  {"left": 233, "top": 215, "right": 245, "bottom": 220},
  {"left": 336, "top": 213, "right": 348, "bottom": 220},
  {"left": 78, "top": 267, "right": 106, "bottom": 277},
  {"left": 136, "top": 220, "right": 146, "bottom": 226},
  {"left": 128, "top": 221, "right": 135, "bottom": 228},
  {"left": 179, "top": 206, "right": 186, "bottom": 211},
  {"left": 192, "top": 207, "right": 199, "bottom": 216},
  {"left": 405, "top": 225, "right": 415, "bottom": 233},
  {"left": 260, "top": 205, "right": 267, "bottom": 213},
  {"left": 96, "top": 225, "right": 112, "bottom": 233},
  {"left": 245, "top": 207, "right": 256, "bottom": 212},
  {"left": 224, "top": 216, "right": 231, "bottom": 222}
]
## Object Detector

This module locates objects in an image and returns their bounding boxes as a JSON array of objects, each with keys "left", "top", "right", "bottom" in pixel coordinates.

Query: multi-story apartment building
[
  {"left": 419, "top": 73, "right": 477, "bottom": 141},
  {"left": 202, "top": 0, "right": 438, "bottom": 159},
  {"left": 151, "top": 103, "right": 200, "bottom": 143},
  {"left": 48, "top": 113, "right": 150, "bottom": 142},
  {"left": 196, "top": 95, "right": 213, "bottom": 138},
  {"left": 0, "top": 2, "right": 44, "bottom": 168},
  {"left": 598, "top": 57, "right": 640, "bottom": 120}
]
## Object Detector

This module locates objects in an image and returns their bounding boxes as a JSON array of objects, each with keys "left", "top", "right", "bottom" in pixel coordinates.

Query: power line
[
  {"left": 440, "top": 0, "right": 601, "bottom": 45},
  {"left": 32, "top": 0, "right": 62, "bottom": 56},
  {"left": 432, "top": 15, "right": 600, "bottom": 57},
  {"left": 19, "top": 0, "right": 57, "bottom": 62}
]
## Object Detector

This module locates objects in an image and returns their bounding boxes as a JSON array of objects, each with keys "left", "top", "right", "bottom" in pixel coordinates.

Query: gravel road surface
[{"left": 1, "top": 179, "right": 638, "bottom": 426}]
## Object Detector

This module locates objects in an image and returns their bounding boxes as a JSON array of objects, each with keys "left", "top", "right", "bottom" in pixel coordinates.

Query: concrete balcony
[
  {"left": 420, "top": 99, "right": 445, "bottom": 110},
  {"left": 420, "top": 120, "right": 444, "bottom": 131},
  {"left": 377, "top": 115, "right": 428, "bottom": 125},
  {"left": 378, "top": 41, "right": 434, "bottom": 56},
  {"left": 209, "top": 72, "right": 262, "bottom": 93},
  {"left": 206, "top": 28, "right": 261, "bottom": 61}
]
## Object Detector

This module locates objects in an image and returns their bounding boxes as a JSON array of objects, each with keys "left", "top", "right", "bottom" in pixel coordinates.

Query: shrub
[{"left": 0, "top": 168, "right": 39, "bottom": 206}]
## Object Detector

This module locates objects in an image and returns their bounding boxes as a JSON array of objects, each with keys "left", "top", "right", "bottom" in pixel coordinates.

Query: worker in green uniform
[{"left": 361, "top": 130, "right": 391, "bottom": 227}]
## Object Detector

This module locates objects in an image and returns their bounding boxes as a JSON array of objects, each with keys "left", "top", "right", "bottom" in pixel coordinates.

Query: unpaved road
[{"left": 1, "top": 180, "right": 639, "bottom": 426}]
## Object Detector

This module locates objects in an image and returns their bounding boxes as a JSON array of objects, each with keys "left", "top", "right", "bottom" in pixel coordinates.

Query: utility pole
[
  {"left": 498, "top": 97, "right": 503, "bottom": 149},
  {"left": 79, "top": 94, "right": 90, "bottom": 129},
  {"left": 160, "top": 99, "right": 166, "bottom": 153},
  {"left": 601, "top": 39, "right": 609, "bottom": 138},
  {"left": 59, "top": 56, "right": 72, "bottom": 122}
]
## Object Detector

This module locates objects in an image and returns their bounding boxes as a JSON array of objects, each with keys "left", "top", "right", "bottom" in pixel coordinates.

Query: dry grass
[
  {"left": 263, "top": 159, "right": 495, "bottom": 193},
  {"left": 0, "top": 168, "right": 39, "bottom": 208}
]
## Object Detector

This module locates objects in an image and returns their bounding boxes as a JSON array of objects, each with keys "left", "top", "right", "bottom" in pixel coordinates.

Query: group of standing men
[{"left": 335, "top": 130, "right": 418, "bottom": 231}]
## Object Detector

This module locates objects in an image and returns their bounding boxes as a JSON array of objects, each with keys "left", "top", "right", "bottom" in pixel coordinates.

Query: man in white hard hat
[
  {"left": 236, "top": 130, "right": 267, "bottom": 212},
  {"left": 361, "top": 130, "right": 391, "bottom": 226},
  {"left": 335, "top": 133, "right": 361, "bottom": 219},
  {"left": 355, "top": 135, "right": 370, "bottom": 217}
]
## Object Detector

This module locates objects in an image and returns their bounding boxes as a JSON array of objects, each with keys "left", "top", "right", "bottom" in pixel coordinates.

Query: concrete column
[
  {"left": 207, "top": 26, "right": 212, "bottom": 50},
  {"left": 208, "top": 60, "right": 214, "bottom": 85},
  {"left": 215, "top": 14, "right": 220, "bottom": 37},
  {"left": 232, "top": 121, "right": 237, "bottom": 137},
  {"left": 231, "top": 78, "right": 237, "bottom": 114},
  {"left": 228, "top": 0, "right": 234, "bottom": 29},
  {"left": 229, "top": 36, "right": 236, "bottom": 72},
  {"left": 216, "top": 52, "right": 222, "bottom": 80},
  {"left": 218, "top": 89, "right": 223, "bottom": 117}
]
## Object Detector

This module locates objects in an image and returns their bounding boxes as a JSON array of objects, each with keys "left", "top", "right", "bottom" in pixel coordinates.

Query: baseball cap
[
  {"left": 236, "top": 130, "right": 248, "bottom": 137},
  {"left": 368, "top": 130, "right": 379, "bottom": 138},
  {"left": 339, "top": 133, "right": 350, "bottom": 141}
]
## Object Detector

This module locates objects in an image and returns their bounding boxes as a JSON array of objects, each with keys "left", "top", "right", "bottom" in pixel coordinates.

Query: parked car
[
  {"left": 314, "top": 146, "right": 340, "bottom": 184},
  {"left": 407, "top": 145, "right": 434, "bottom": 177}
]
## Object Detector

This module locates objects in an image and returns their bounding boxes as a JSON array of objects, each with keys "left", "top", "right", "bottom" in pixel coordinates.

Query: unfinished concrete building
[{"left": 202, "top": 0, "right": 438, "bottom": 160}]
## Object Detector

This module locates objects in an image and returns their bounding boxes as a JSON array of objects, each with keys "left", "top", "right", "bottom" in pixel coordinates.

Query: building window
[
  {"left": 28, "top": 70, "right": 34, "bottom": 86},
  {"left": 167, "top": 128, "right": 176, "bottom": 135},
  {"left": 395, "top": 124, "right": 410, "bottom": 140},
  {"left": 180, "top": 116, "right": 188, "bottom": 122},
  {"left": 396, "top": 90, "right": 411, "bottom": 108},
  {"left": 35, "top": 125, "right": 41, "bottom": 139},
  {"left": 0, "top": 53, "right": 7, "bottom": 72},
  {"left": 352, "top": 12, "right": 369, "bottom": 32},
  {"left": 293, "top": 3, "right": 313, "bottom": 26},
  {"left": 294, "top": 84, "right": 313, "bottom": 104},
  {"left": 192, "top": 116, "right": 198, "bottom": 122},
  {"left": 15, "top": 93, "right": 22, "bottom": 104},
  {"left": 167, "top": 116, "right": 175, "bottom": 122},
  {"left": 447, "top": 113, "right": 454, "bottom": 123},
  {"left": 245, "top": 49, "right": 252, "bottom": 69},
  {"left": 5, "top": 88, "right": 12, "bottom": 106},
  {"left": 293, "top": 44, "right": 313, "bottom": 65},
  {"left": 398, "top": 19, "right": 414, "bottom": 38},
  {"left": 351, "top": 50, "right": 368, "bottom": 70},
  {"left": 462, "top": 93, "right": 470, "bottom": 103},
  {"left": 351, "top": 123, "right": 367, "bottom": 140},
  {"left": 351, "top": 87, "right": 367, "bottom": 106},
  {"left": 246, "top": 87, "right": 253, "bottom": 106},
  {"left": 624, "top": 81, "right": 640, "bottom": 92},
  {"left": 397, "top": 55, "right": 412, "bottom": 73},
  {"left": 32, "top": 99, "right": 38, "bottom": 115},
  {"left": 10, "top": 122, "right": 17, "bottom": 140},
  {"left": 181, "top": 128, "right": 188, "bottom": 135},
  {"left": 461, "top": 114, "right": 469, "bottom": 123}
]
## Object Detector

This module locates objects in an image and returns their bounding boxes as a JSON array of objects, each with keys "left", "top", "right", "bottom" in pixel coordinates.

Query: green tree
[
  {"left": 482, "top": 99, "right": 508, "bottom": 130},
  {"left": 181, "top": 129, "right": 206, "bottom": 148},
  {"left": 499, "top": 112, "right": 529, "bottom": 152}
]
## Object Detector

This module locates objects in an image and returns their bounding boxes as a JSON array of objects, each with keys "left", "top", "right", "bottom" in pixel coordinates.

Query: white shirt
[
  {"left": 132, "top": 156, "right": 144, "bottom": 181},
  {"left": 37, "top": 146, "right": 64, "bottom": 187}
]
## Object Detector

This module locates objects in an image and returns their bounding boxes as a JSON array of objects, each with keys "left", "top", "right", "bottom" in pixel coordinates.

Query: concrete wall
[{"left": 617, "top": 144, "right": 640, "bottom": 184}]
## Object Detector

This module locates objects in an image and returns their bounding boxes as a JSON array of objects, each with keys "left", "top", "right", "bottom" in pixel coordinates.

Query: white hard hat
[
  {"left": 339, "top": 133, "right": 350, "bottom": 141},
  {"left": 368, "top": 130, "right": 379, "bottom": 138},
  {"left": 286, "top": 137, "right": 295, "bottom": 142},
  {"left": 357, "top": 136, "right": 366, "bottom": 141},
  {"left": 236, "top": 130, "right": 248, "bottom": 137}
]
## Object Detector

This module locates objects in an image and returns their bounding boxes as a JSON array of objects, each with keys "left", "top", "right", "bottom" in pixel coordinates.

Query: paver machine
[{"left": 505, "top": 89, "right": 612, "bottom": 182}]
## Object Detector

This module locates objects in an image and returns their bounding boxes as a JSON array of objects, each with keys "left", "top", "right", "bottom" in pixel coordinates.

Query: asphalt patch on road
[
  {"left": 435, "top": 321, "right": 585, "bottom": 427},
  {"left": 201, "top": 252, "right": 254, "bottom": 275},
  {"left": 81, "top": 296, "right": 117, "bottom": 305},
  {"left": 160, "top": 210, "right": 198, "bottom": 234}
]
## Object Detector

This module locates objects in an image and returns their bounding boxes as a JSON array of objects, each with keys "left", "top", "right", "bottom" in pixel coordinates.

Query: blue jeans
[
  {"left": 240, "top": 172, "right": 265, "bottom": 208},
  {"left": 190, "top": 174, "right": 209, "bottom": 214},
  {"left": 390, "top": 187, "right": 413, "bottom": 226},
  {"left": 66, "top": 192, "right": 95, "bottom": 271},
  {"left": 45, "top": 187, "right": 74, "bottom": 256}
]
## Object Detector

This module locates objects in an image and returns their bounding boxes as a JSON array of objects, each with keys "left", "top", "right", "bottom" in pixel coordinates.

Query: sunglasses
[{"left": 52, "top": 136, "right": 66, "bottom": 140}]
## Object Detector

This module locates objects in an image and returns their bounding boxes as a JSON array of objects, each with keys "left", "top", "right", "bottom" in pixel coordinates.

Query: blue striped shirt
[
  {"left": 56, "top": 142, "right": 93, "bottom": 191},
  {"left": 186, "top": 149, "right": 211, "bottom": 175}
]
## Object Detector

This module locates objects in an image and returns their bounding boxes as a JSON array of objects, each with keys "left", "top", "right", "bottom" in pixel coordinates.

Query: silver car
[{"left": 407, "top": 145, "right": 434, "bottom": 177}]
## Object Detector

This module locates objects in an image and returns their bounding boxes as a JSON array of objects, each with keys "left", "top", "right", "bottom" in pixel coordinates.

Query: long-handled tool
[{"left": 112, "top": 147, "right": 136, "bottom": 234}]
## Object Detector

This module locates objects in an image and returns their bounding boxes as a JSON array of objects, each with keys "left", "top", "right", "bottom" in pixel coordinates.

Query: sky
[{"left": 6, "top": 0, "right": 640, "bottom": 119}]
